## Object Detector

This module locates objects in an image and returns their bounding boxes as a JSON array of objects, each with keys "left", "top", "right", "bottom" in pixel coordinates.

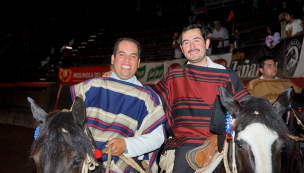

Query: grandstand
[
  {"left": 1, "top": 0, "right": 303, "bottom": 125},
  {"left": 0, "top": 1, "right": 303, "bottom": 172},
  {"left": 1, "top": 0, "right": 288, "bottom": 83}
]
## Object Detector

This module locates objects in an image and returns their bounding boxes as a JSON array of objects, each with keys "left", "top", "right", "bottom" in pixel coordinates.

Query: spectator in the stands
[
  {"left": 206, "top": 27, "right": 213, "bottom": 55},
  {"left": 211, "top": 21, "right": 229, "bottom": 54},
  {"left": 265, "top": 25, "right": 280, "bottom": 49},
  {"left": 233, "top": 29, "right": 245, "bottom": 48},
  {"left": 172, "top": 32, "right": 182, "bottom": 59},
  {"left": 278, "top": 1, "right": 288, "bottom": 38},
  {"left": 189, "top": 2, "right": 200, "bottom": 24},
  {"left": 252, "top": 0, "right": 260, "bottom": 14},
  {"left": 246, "top": 56, "right": 302, "bottom": 104},
  {"left": 198, "top": 1, "right": 209, "bottom": 25},
  {"left": 285, "top": 8, "right": 304, "bottom": 37}
]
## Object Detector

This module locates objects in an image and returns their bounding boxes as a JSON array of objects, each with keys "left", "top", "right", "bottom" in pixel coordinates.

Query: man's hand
[
  {"left": 269, "top": 45, "right": 274, "bottom": 49},
  {"left": 106, "top": 138, "right": 126, "bottom": 156},
  {"left": 102, "top": 69, "right": 114, "bottom": 78}
]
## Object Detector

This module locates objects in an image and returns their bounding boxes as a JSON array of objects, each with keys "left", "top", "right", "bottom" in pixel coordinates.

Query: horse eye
[
  {"left": 73, "top": 157, "right": 83, "bottom": 165},
  {"left": 297, "top": 108, "right": 302, "bottom": 112},
  {"left": 235, "top": 140, "right": 242, "bottom": 148}
]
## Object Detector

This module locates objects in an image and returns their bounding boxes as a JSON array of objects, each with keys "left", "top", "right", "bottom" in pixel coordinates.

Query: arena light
[{"left": 88, "top": 39, "right": 94, "bottom": 41}]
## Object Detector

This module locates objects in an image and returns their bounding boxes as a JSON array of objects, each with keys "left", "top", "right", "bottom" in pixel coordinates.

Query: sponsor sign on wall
[
  {"left": 58, "top": 66, "right": 111, "bottom": 83},
  {"left": 137, "top": 62, "right": 164, "bottom": 84}
]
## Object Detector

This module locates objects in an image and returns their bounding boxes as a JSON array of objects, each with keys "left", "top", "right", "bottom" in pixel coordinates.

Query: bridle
[
  {"left": 286, "top": 104, "right": 304, "bottom": 141},
  {"left": 223, "top": 113, "right": 238, "bottom": 173}
]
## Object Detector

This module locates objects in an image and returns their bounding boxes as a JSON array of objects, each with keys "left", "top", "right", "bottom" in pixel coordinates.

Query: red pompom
[{"left": 94, "top": 150, "right": 102, "bottom": 158}]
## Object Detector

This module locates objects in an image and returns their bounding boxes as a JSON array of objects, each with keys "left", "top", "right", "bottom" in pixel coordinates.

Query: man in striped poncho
[
  {"left": 70, "top": 38, "right": 166, "bottom": 173},
  {"left": 153, "top": 24, "right": 250, "bottom": 173}
]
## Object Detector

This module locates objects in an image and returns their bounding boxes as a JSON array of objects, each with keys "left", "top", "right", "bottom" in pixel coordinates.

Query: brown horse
[
  {"left": 212, "top": 87, "right": 293, "bottom": 173},
  {"left": 28, "top": 96, "right": 104, "bottom": 173},
  {"left": 281, "top": 88, "right": 304, "bottom": 173}
]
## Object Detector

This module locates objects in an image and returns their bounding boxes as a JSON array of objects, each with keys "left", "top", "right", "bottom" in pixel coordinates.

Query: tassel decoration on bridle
[{"left": 224, "top": 112, "right": 237, "bottom": 173}]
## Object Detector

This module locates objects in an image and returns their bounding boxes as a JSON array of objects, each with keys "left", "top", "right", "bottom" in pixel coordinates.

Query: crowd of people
[
  {"left": 77, "top": 1, "right": 303, "bottom": 172},
  {"left": 8, "top": 1, "right": 302, "bottom": 173},
  {"left": 71, "top": 22, "right": 303, "bottom": 172},
  {"left": 171, "top": 0, "right": 303, "bottom": 59}
]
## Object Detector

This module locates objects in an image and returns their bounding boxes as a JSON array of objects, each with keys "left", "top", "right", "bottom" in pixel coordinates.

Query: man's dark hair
[
  {"left": 258, "top": 56, "right": 275, "bottom": 68},
  {"left": 181, "top": 24, "right": 208, "bottom": 43},
  {"left": 113, "top": 38, "right": 141, "bottom": 59}
]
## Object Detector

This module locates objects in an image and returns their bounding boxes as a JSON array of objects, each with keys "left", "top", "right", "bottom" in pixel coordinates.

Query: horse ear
[
  {"left": 217, "top": 86, "right": 242, "bottom": 119},
  {"left": 72, "top": 95, "right": 86, "bottom": 128},
  {"left": 273, "top": 88, "right": 294, "bottom": 116},
  {"left": 27, "top": 97, "right": 47, "bottom": 125}
]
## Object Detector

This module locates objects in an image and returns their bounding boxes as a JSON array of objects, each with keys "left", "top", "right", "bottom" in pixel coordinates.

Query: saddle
[{"left": 186, "top": 135, "right": 223, "bottom": 173}]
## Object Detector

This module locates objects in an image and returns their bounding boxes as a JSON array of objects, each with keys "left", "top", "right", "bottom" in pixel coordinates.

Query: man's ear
[
  {"left": 111, "top": 54, "right": 115, "bottom": 64},
  {"left": 180, "top": 44, "right": 184, "bottom": 53},
  {"left": 259, "top": 67, "right": 263, "bottom": 74},
  {"left": 137, "top": 58, "right": 141, "bottom": 68},
  {"left": 205, "top": 39, "right": 210, "bottom": 49}
]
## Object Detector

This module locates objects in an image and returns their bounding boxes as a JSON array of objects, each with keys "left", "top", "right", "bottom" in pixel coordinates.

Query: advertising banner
[
  {"left": 163, "top": 58, "right": 188, "bottom": 75},
  {"left": 209, "top": 53, "right": 232, "bottom": 67},
  {"left": 58, "top": 66, "right": 111, "bottom": 83},
  {"left": 230, "top": 35, "right": 303, "bottom": 80},
  {"left": 136, "top": 62, "right": 164, "bottom": 84}
]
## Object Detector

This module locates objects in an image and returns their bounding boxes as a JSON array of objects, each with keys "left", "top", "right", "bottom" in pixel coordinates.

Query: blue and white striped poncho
[{"left": 70, "top": 77, "right": 166, "bottom": 173}]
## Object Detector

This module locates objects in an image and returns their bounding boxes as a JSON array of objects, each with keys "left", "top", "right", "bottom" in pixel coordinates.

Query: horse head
[
  {"left": 281, "top": 88, "right": 304, "bottom": 173},
  {"left": 290, "top": 88, "right": 304, "bottom": 135},
  {"left": 28, "top": 96, "right": 99, "bottom": 173},
  {"left": 217, "top": 86, "right": 293, "bottom": 173}
]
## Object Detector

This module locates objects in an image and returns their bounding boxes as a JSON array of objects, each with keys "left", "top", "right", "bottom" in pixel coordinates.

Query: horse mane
[
  {"left": 235, "top": 95, "right": 289, "bottom": 139},
  {"left": 31, "top": 111, "right": 96, "bottom": 165}
]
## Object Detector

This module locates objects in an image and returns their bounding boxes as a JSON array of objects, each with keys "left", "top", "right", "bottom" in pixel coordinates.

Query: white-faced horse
[{"left": 212, "top": 87, "right": 293, "bottom": 173}]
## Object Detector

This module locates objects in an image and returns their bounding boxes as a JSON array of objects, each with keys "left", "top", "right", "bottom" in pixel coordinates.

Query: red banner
[{"left": 58, "top": 66, "right": 111, "bottom": 84}]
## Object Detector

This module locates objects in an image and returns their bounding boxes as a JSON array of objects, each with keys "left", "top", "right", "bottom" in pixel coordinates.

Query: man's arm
[
  {"left": 172, "top": 40, "right": 180, "bottom": 49},
  {"left": 121, "top": 125, "right": 164, "bottom": 158}
]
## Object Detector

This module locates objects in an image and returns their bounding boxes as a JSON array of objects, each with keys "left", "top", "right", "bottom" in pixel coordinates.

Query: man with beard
[
  {"left": 246, "top": 56, "right": 302, "bottom": 104},
  {"left": 153, "top": 24, "right": 250, "bottom": 173}
]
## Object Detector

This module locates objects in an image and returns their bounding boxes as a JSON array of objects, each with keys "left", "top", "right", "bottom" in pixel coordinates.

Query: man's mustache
[{"left": 188, "top": 49, "right": 200, "bottom": 54}]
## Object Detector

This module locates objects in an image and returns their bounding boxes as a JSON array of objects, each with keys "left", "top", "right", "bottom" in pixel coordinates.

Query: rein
[
  {"left": 101, "top": 145, "right": 146, "bottom": 173},
  {"left": 288, "top": 108, "right": 304, "bottom": 141}
]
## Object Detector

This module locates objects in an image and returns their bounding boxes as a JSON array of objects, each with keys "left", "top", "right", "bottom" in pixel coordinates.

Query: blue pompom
[
  {"left": 225, "top": 112, "right": 233, "bottom": 134},
  {"left": 34, "top": 126, "right": 40, "bottom": 140}
]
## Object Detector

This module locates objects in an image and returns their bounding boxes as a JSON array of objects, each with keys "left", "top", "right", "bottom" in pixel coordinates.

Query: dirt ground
[{"left": 0, "top": 123, "right": 36, "bottom": 173}]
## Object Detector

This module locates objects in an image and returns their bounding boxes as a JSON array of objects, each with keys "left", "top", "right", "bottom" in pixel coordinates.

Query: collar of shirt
[
  {"left": 187, "top": 57, "right": 210, "bottom": 67},
  {"left": 260, "top": 75, "right": 278, "bottom": 79},
  {"left": 110, "top": 71, "right": 143, "bottom": 87}
]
